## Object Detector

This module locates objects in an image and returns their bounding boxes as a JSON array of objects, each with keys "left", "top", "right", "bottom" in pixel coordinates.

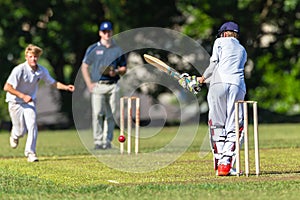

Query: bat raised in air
[
  {"left": 143, "top": 54, "right": 181, "bottom": 80},
  {"left": 143, "top": 54, "right": 202, "bottom": 94}
]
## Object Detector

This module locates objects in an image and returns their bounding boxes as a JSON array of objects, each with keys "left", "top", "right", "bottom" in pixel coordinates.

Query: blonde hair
[{"left": 25, "top": 44, "right": 43, "bottom": 56}]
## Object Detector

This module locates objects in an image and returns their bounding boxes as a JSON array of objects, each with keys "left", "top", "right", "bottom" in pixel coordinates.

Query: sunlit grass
[{"left": 0, "top": 123, "right": 300, "bottom": 199}]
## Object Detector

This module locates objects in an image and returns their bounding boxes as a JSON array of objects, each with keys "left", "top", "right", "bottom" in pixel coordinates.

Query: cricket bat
[
  {"left": 143, "top": 54, "right": 202, "bottom": 94},
  {"left": 143, "top": 54, "right": 181, "bottom": 80}
]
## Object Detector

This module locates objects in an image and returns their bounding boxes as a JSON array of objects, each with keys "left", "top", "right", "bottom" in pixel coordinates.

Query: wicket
[
  {"left": 235, "top": 100, "right": 260, "bottom": 177},
  {"left": 120, "top": 96, "right": 140, "bottom": 154}
]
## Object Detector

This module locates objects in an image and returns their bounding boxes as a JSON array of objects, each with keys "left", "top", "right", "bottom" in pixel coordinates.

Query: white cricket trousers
[
  {"left": 207, "top": 83, "right": 245, "bottom": 165},
  {"left": 91, "top": 83, "right": 119, "bottom": 146},
  {"left": 8, "top": 102, "right": 38, "bottom": 156}
]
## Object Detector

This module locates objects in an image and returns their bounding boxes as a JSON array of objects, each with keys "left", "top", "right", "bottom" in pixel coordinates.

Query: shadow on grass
[{"left": 261, "top": 170, "right": 300, "bottom": 175}]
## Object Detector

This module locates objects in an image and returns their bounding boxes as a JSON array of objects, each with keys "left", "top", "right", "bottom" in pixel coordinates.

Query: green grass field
[{"left": 0, "top": 124, "right": 300, "bottom": 200}]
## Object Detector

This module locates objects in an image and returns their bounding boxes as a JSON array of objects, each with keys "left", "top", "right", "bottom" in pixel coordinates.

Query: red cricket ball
[{"left": 118, "top": 135, "right": 126, "bottom": 143}]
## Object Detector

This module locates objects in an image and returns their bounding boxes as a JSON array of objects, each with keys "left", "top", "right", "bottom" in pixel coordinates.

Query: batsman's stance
[
  {"left": 3, "top": 44, "right": 75, "bottom": 162},
  {"left": 180, "top": 21, "right": 247, "bottom": 176}
]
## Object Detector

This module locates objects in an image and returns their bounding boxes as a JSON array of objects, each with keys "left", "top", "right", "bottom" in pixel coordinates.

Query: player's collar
[
  {"left": 25, "top": 61, "right": 41, "bottom": 73},
  {"left": 97, "top": 40, "right": 116, "bottom": 48}
]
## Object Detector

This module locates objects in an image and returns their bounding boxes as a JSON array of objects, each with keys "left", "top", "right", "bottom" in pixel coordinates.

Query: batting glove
[
  {"left": 188, "top": 75, "right": 202, "bottom": 94},
  {"left": 178, "top": 73, "right": 190, "bottom": 89},
  {"left": 178, "top": 73, "right": 202, "bottom": 94}
]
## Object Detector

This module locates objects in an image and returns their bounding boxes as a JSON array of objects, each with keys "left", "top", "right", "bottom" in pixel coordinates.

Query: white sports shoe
[
  {"left": 27, "top": 153, "right": 39, "bottom": 162},
  {"left": 228, "top": 168, "right": 243, "bottom": 176},
  {"left": 10, "top": 136, "right": 19, "bottom": 149},
  {"left": 228, "top": 168, "right": 238, "bottom": 176}
]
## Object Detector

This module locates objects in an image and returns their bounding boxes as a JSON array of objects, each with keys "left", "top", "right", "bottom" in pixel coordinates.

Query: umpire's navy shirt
[{"left": 82, "top": 41, "right": 126, "bottom": 82}]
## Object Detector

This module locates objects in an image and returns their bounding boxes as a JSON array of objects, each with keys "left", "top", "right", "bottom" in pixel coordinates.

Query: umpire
[{"left": 81, "top": 20, "right": 127, "bottom": 150}]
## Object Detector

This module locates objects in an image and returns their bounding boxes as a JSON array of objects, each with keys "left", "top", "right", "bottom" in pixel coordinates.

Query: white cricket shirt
[
  {"left": 5, "top": 61, "right": 56, "bottom": 103},
  {"left": 206, "top": 37, "right": 247, "bottom": 92}
]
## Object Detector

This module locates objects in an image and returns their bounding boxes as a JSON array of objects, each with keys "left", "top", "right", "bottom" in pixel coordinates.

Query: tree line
[{"left": 1, "top": 0, "right": 299, "bottom": 124}]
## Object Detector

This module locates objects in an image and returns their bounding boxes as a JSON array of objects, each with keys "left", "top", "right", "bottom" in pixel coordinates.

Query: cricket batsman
[{"left": 179, "top": 21, "right": 247, "bottom": 176}]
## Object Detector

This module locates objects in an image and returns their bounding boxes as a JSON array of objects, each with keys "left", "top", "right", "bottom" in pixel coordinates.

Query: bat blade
[{"left": 143, "top": 54, "right": 181, "bottom": 80}]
